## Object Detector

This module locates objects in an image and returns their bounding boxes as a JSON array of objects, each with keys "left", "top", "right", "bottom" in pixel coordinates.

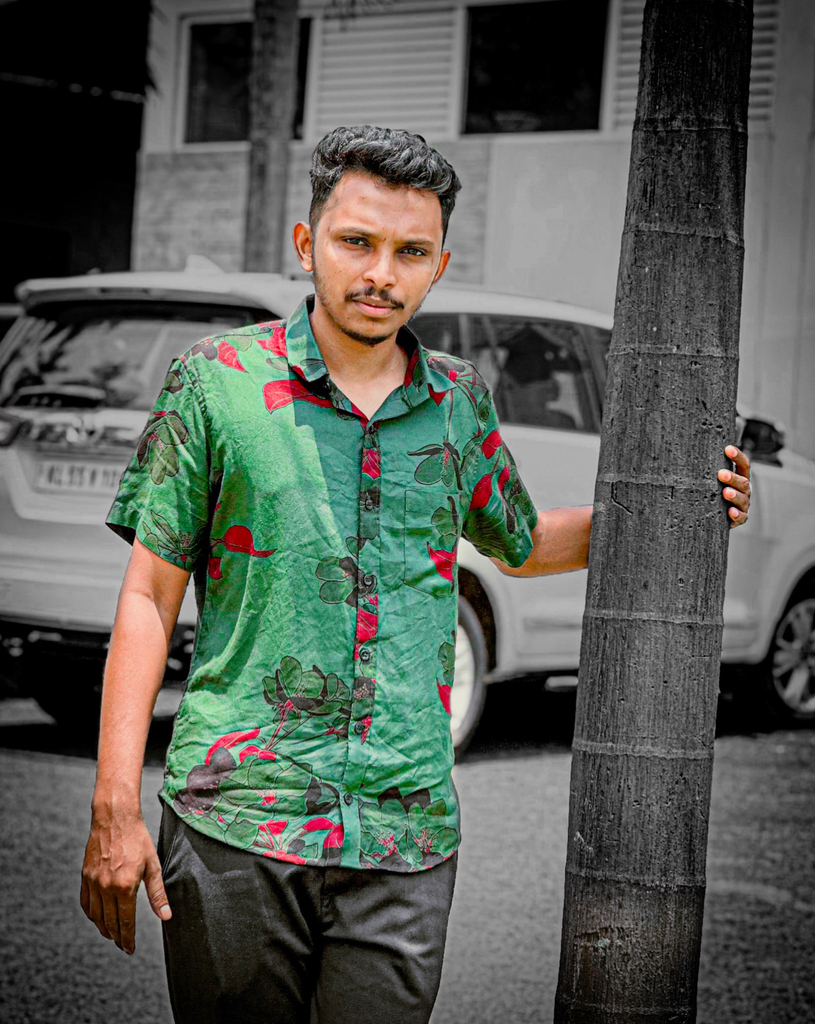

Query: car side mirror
[{"left": 739, "top": 416, "right": 785, "bottom": 464}]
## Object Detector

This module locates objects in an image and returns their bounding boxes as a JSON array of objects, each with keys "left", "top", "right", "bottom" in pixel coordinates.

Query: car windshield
[{"left": 0, "top": 300, "right": 271, "bottom": 410}]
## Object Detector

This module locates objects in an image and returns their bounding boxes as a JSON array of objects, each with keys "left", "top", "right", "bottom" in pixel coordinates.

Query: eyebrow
[{"left": 338, "top": 226, "right": 436, "bottom": 249}]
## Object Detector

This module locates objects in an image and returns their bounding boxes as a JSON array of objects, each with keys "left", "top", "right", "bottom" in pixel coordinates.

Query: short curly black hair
[{"left": 309, "top": 125, "right": 462, "bottom": 241}]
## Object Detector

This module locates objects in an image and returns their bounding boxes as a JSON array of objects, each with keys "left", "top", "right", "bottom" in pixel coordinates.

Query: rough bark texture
[
  {"left": 554, "top": 2, "right": 753, "bottom": 1021},
  {"left": 243, "top": 0, "right": 300, "bottom": 273}
]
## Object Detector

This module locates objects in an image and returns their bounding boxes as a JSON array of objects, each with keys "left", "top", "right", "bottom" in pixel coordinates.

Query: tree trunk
[
  {"left": 243, "top": 0, "right": 300, "bottom": 273},
  {"left": 554, "top": 2, "right": 753, "bottom": 1022}
]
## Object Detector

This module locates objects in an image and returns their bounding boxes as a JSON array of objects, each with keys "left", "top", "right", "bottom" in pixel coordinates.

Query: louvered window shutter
[
  {"left": 609, "top": 0, "right": 780, "bottom": 131},
  {"left": 305, "top": 7, "right": 459, "bottom": 141}
]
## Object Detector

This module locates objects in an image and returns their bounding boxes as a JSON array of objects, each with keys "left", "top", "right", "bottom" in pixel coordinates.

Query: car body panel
[{"left": 2, "top": 270, "right": 813, "bottom": 692}]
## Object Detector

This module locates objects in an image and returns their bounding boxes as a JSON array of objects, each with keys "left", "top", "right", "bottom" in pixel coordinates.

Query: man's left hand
[{"left": 718, "top": 445, "right": 751, "bottom": 528}]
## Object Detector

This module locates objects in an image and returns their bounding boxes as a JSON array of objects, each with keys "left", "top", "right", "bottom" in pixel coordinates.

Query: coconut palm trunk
[
  {"left": 554, "top": 2, "right": 753, "bottom": 1021},
  {"left": 243, "top": 0, "right": 300, "bottom": 273}
]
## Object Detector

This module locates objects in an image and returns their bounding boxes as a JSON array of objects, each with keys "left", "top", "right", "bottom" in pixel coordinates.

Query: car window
[
  {"left": 408, "top": 312, "right": 462, "bottom": 356},
  {"left": 467, "top": 315, "right": 600, "bottom": 432},
  {"left": 0, "top": 301, "right": 270, "bottom": 410}
]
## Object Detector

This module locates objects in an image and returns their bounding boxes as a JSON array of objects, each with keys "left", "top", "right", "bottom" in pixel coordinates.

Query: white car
[{"left": 0, "top": 269, "right": 813, "bottom": 751}]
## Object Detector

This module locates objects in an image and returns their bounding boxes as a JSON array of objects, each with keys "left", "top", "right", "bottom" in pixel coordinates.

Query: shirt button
[
  {"left": 354, "top": 721, "right": 365, "bottom": 735},
  {"left": 361, "top": 573, "right": 374, "bottom": 587},
  {"left": 344, "top": 793, "right": 354, "bottom": 805},
  {"left": 364, "top": 496, "right": 374, "bottom": 511},
  {"left": 359, "top": 648, "right": 371, "bottom": 663}
]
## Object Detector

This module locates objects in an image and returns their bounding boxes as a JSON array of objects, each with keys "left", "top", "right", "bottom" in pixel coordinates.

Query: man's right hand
[{"left": 80, "top": 803, "right": 172, "bottom": 955}]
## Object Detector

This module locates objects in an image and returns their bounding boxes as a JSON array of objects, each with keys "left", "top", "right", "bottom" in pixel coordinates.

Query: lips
[{"left": 353, "top": 299, "right": 396, "bottom": 317}]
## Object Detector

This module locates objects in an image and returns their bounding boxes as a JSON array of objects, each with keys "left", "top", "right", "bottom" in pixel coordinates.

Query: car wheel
[
  {"left": 763, "top": 592, "right": 815, "bottom": 721},
  {"left": 30, "top": 654, "right": 103, "bottom": 738},
  {"left": 451, "top": 596, "right": 488, "bottom": 757}
]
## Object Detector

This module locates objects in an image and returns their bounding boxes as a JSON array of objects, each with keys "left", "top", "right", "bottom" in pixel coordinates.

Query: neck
[{"left": 309, "top": 301, "right": 407, "bottom": 385}]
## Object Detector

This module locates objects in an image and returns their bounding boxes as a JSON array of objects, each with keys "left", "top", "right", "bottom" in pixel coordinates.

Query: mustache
[{"left": 345, "top": 286, "right": 404, "bottom": 311}]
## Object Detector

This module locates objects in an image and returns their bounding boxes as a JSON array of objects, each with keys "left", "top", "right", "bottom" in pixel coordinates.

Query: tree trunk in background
[
  {"left": 243, "top": 0, "right": 300, "bottom": 273},
  {"left": 554, "top": 2, "right": 753, "bottom": 1022}
]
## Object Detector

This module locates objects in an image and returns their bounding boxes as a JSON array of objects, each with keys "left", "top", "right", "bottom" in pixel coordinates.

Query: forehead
[{"left": 320, "top": 170, "right": 443, "bottom": 240}]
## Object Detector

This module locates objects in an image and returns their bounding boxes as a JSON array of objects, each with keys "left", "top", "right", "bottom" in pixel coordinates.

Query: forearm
[
  {"left": 92, "top": 588, "right": 174, "bottom": 813},
  {"left": 493, "top": 505, "right": 592, "bottom": 577}
]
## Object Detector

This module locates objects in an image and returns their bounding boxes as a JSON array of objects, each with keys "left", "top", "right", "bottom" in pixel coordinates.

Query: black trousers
[{"left": 157, "top": 805, "right": 458, "bottom": 1024}]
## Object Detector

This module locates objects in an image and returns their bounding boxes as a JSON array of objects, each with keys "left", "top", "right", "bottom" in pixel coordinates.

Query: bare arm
[
  {"left": 492, "top": 506, "right": 592, "bottom": 577},
  {"left": 493, "top": 445, "right": 752, "bottom": 578},
  {"left": 80, "top": 537, "right": 190, "bottom": 954}
]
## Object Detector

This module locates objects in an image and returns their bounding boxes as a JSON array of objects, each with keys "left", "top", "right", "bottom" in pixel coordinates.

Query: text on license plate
[{"left": 35, "top": 460, "right": 123, "bottom": 495}]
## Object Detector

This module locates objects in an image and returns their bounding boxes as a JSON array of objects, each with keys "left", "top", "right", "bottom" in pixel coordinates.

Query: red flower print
[
  {"left": 428, "top": 385, "right": 447, "bottom": 406},
  {"left": 271, "top": 851, "right": 307, "bottom": 865},
  {"left": 263, "top": 379, "right": 332, "bottom": 412},
  {"left": 481, "top": 430, "right": 502, "bottom": 459},
  {"left": 469, "top": 474, "right": 493, "bottom": 511},
  {"left": 498, "top": 463, "right": 511, "bottom": 493},
  {"left": 324, "top": 823, "right": 345, "bottom": 849},
  {"left": 360, "top": 715, "right": 372, "bottom": 744},
  {"left": 448, "top": 369, "right": 458, "bottom": 382},
  {"left": 259, "top": 819, "right": 288, "bottom": 836},
  {"left": 205, "top": 727, "right": 261, "bottom": 765},
  {"left": 301, "top": 817, "right": 336, "bottom": 833},
  {"left": 261, "top": 793, "right": 277, "bottom": 806},
  {"left": 437, "top": 682, "right": 452, "bottom": 715},
  {"left": 355, "top": 606, "right": 378, "bottom": 644},
  {"left": 257, "top": 325, "right": 287, "bottom": 357},
  {"left": 208, "top": 556, "right": 222, "bottom": 580},
  {"left": 220, "top": 525, "right": 275, "bottom": 557},
  {"left": 217, "top": 341, "right": 247, "bottom": 372},
  {"left": 238, "top": 745, "right": 277, "bottom": 764},
  {"left": 428, "top": 543, "right": 457, "bottom": 582},
  {"left": 362, "top": 447, "right": 381, "bottom": 479}
]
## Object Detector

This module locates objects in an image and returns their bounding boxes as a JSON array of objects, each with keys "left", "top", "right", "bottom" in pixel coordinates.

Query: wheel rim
[
  {"left": 771, "top": 597, "right": 815, "bottom": 715},
  {"left": 450, "top": 625, "right": 476, "bottom": 741}
]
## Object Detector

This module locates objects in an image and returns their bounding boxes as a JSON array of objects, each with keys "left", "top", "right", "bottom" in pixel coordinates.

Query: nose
[{"left": 362, "top": 248, "right": 397, "bottom": 292}]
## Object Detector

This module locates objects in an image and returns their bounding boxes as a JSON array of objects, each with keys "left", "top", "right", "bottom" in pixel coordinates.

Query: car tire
[
  {"left": 760, "top": 589, "right": 815, "bottom": 723},
  {"left": 451, "top": 596, "right": 488, "bottom": 758},
  {"left": 30, "top": 654, "right": 103, "bottom": 739}
]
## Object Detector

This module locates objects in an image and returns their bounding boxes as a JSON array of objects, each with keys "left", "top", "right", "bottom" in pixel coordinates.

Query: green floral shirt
[{"left": 107, "top": 297, "right": 538, "bottom": 871}]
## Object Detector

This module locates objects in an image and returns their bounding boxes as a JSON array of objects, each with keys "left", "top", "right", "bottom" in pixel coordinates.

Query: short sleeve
[
  {"left": 106, "top": 357, "right": 212, "bottom": 571},
  {"left": 461, "top": 388, "right": 539, "bottom": 567}
]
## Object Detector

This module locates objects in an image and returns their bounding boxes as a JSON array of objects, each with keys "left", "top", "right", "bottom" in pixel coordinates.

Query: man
[{"left": 81, "top": 126, "right": 751, "bottom": 1023}]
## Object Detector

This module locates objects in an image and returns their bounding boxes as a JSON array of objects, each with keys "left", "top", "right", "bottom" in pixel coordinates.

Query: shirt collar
[{"left": 284, "top": 295, "right": 457, "bottom": 409}]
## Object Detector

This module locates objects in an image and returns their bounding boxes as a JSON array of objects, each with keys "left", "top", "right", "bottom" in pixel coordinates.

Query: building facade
[{"left": 134, "top": 0, "right": 815, "bottom": 457}]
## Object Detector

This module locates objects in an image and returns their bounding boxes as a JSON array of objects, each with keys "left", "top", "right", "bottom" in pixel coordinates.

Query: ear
[
  {"left": 292, "top": 222, "right": 314, "bottom": 273},
  {"left": 431, "top": 248, "right": 451, "bottom": 287}
]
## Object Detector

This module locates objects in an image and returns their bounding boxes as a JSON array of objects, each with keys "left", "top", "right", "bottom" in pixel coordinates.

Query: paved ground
[{"left": 0, "top": 684, "right": 813, "bottom": 1024}]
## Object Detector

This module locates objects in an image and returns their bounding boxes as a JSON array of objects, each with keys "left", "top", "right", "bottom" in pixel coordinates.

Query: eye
[
  {"left": 343, "top": 236, "right": 369, "bottom": 247},
  {"left": 402, "top": 247, "right": 427, "bottom": 257}
]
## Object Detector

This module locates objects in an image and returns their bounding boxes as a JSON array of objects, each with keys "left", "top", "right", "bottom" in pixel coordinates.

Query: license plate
[{"left": 34, "top": 460, "right": 123, "bottom": 495}]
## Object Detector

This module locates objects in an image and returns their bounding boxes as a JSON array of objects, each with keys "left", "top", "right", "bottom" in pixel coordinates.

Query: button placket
[{"left": 351, "top": 425, "right": 381, "bottom": 750}]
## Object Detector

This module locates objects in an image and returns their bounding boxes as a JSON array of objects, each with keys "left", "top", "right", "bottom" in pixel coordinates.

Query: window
[
  {"left": 464, "top": 0, "right": 610, "bottom": 134},
  {"left": 184, "top": 19, "right": 311, "bottom": 144},
  {"left": 185, "top": 22, "right": 252, "bottom": 143},
  {"left": 469, "top": 315, "right": 601, "bottom": 432}
]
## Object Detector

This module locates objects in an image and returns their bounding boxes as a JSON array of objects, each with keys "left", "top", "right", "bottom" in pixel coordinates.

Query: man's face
[{"left": 294, "top": 170, "right": 450, "bottom": 346}]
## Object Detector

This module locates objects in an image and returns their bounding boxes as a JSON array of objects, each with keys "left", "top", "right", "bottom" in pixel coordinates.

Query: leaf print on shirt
[
  {"left": 436, "top": 637, "right": 455, "bottom": 715},
  {"left": 262, "top": 656, "right": 352, "bottom": 741},
  {"left": 256, "top": 324, "right": 287, "bottom": 357},
  {"left": 136, "top": 410, "right": 189, "bottom": 485},
  {"left": 263, "top": 378, "right": 333, "bottom": 413},
  {"left": 141, "top": 510, "right": 200, "bottom": 567},
  {"left": 316, "top": 553, "right": 377, "bottom": 607}
]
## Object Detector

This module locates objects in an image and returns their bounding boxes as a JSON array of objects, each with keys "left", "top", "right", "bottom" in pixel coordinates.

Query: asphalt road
[{"left": 0, "top": 683, "right": 813, "bottom": 1024}]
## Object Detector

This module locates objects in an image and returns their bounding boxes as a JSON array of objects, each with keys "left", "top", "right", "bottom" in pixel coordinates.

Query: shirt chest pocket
[{"left": 404, "top": 488, "right": 462, "bottom": 596}]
